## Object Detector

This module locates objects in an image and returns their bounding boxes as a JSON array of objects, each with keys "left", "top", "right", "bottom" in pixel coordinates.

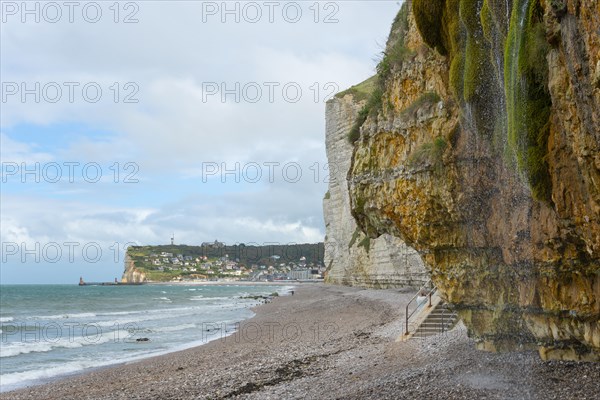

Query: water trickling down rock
[{"left": 340, "top": 0, "right": 599, "bottom": 360}]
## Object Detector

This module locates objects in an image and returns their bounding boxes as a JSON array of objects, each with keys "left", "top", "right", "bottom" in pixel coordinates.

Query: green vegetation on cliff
[
  {"left": 413, "top": 0, "right": 553, "bottom": 202},
  {"left": 408, "top": 136, "right": 448, "bottom": 168},
  {"left": 505, "top": 0, "right": 552, "bottom": 202},
  {"left": 412, "top": 0, "right": 447, "bottom": 53},
  {"left": 347, "top": 1, "right": 413, "bottom": 144},
  {"left": 377, "top": 2, "right": 414, "bottom": 85},
  {"left": 348, "top": 87, "right": 382, "bottom": 144},
  {"left": 335, "top": 75, "right": 377, "bottom": 102},
  {"left": 400, "top": 92, "right": 441, "bottom": 119},
  {"left": 346, "top": 0, "right": 599, "bottom": 361},
  {"left": 348, "top": 227, "right": 361, "bottom": 249}
]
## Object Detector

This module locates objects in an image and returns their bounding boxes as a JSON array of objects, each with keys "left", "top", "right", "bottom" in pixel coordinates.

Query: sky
[{"left": 0, "top": 0, "right": 402, "bottom": 283}]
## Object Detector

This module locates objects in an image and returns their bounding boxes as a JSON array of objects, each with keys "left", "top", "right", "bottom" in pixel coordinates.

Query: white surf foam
[
  {"left": 0, "top": 333, "right": 112, "bottom": 358},
  {"left": 29, "top": 313, "right": 97, "bottom": 320}
]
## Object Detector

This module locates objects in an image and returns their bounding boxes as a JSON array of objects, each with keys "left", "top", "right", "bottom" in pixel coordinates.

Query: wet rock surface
[{"left": 346, "top": 0, "right": 599, "bottom": 359}]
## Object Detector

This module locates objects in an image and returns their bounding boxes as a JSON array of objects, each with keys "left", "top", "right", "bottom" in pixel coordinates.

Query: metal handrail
[
  {"left": 441, "top": 307, "right": 446, "bottom": 333},
  {"left": 404, "top": 280, "right": 437, "bottom": 335}
]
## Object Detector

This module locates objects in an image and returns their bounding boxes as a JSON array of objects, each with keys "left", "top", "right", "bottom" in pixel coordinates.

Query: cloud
[
  {"left": 0, "top": 1, "right": 402, "bottom": 282},
  {"left": 0, "top": 132, "right": 54, "bottom": 164}
]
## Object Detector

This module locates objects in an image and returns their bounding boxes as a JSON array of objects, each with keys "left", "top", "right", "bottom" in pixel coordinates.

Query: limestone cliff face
[
  {"left": 121, "top": 255, "right": 147, "bottom": 283},
  {"left": 347, "top": 0, "right": 599, "bottom": 360},
  {"left": 323, "top": 92, "right": 428, "bottom": 288}
]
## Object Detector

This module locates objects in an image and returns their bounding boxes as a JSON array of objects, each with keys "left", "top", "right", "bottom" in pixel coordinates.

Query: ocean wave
[
  {"left": 0, "top": 334, "right": 112, "bottom": 358},
  {"left": 29, "top": 312, "right": 97, "bottom": 320},
  {"left": 0, "top": 355, "right": 128, "bottom": 390},
  {"left": 189, "top": 296, "right": 230, "bottom": 301},
  {"left": 93, "top": 309, "right": 208, "bottom": 328},
  {"left": 82, "top": 307, "right": 197, "bottom": 318},
  {"left": 275, "top": 286, "right": 296, "bottom": 295},
  {"left": 0, "top": 317, "right": 14, "bottom": 323},
  {"left": 153, "top": 297, "right": 172, "bottom": 302},
  {"left": 0, "top": 343, "right": 203, "bottom": 391},
  {"left": 3, "top": 305, "right": 234, "bottom": 331},
  {"left": 97, "top": 310, "right": 143, "bottom": 316},
  {"left": 153, "top": 323, "right": 197, "bottom": 333}
]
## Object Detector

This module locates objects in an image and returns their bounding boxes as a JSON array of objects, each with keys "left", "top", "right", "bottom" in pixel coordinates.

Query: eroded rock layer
[
  {"left": 324, "top": 91, "right": 428, "bottom": 288},
  {"left": 347, "top": 0, "right": 599, "bottom": 360},
  {"left": 122, "top": 255, "right": 147, "bottom": 283}
]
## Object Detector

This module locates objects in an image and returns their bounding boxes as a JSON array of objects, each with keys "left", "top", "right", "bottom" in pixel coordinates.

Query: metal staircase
[
  {"left": 402, "top": 280, "right": 459, "bottom": 340},
  {"left": 411, "top": 302, "right": 458, "bottom": 338}
]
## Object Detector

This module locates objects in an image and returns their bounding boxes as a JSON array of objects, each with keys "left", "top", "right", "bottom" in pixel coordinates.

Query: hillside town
[{"left": 130, "top": 244, "right": 325, "bottom": 282}]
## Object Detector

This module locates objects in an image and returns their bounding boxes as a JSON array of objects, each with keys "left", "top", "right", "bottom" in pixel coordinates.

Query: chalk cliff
[
  {"left": 343, "top": 0, "right": 599, "bottom": 360},
  {"left": 323, "top": 86, "right": 428, "bottom": 288},
  {"left": 121, "top": 255, "right": 147, "bottom": 283}
]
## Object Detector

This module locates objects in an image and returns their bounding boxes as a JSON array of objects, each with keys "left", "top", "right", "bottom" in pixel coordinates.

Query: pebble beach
[{"left": 4, "top": 284, "right": 600, "bottom": 400}]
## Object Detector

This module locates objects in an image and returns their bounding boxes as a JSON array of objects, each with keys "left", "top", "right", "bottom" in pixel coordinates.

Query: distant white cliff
[{"left": 323, "top": 87, "right": 428, "bottom": 288}]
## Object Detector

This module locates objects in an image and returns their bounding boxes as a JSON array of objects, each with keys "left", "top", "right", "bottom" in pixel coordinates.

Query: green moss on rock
[
  {"left": 358, "top": 236, "right": 371, "bottom": 253},
  {"left": 378, "top": 1, "right": 415, "bottom": 86},
  {"left": 408, "top": 136, "right": 448, "bottom": 168},
  {"left": 461, "top": 0, "right": 496, "bottom": 106},
  {"left": 349, "top": 227, "right": 361, "bottom": 249},
  {"left": 480, "top": 0, "right": 494, "bottom": 41},
  {"left": 413, "top": 0, "right": 448, "bottom": 55},
  {"left": 505, "top": 0, "right": 552, "bottom": 202},
  {"left": 347, "top": 87, "right": 383, "bottom": 144}
]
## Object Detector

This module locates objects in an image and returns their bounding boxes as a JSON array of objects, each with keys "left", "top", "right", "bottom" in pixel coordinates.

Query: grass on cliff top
[
  {"left": 336, "top": 75, "right": 377, "bottom": 102},
  {"left": 347, "top": 2, "right": 412, "bottom": 145},
  {"left": 377, "top": 1, "right": 415, "bottom": 88}
]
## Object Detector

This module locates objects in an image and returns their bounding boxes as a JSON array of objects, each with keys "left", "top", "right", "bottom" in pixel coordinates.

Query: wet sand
[{"left": 4, "top": 284, "right": 599, "bottom": 399}]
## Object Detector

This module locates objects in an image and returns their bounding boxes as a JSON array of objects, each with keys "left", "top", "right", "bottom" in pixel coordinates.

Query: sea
[{"left": 0, "top": 283, "right": 293, "bottom": 392}]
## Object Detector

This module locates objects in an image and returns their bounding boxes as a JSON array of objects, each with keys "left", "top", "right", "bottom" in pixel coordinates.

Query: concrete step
[
  {"left": 419, "top": 321, "right": 453, "bottom": 326},
  {"left": 430, "top": 307, "right": 456, "bottom": 312},
  {"left": 416, "top": 325, "right": 453, "bottom": 332},
  {"left": 424, "top": 318, "right": 457, "bottom": 324},
  {"left": 417, "top": 321, "right": 455, "bottom": 328},
  {"left": 421, "top": 317, "right": 456, "bottom": 323},
  {"left": 426, "top": 313, "right": 457, "bottom": 318},
  {"left": 409, "top": 301, "right": 459, "bottom": 339},
  {"left": 426, "top": 314, "right": 456, "bottom": 319},
  {"left": 413, "top": 331, "right": 443, "bottom": 338}
]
